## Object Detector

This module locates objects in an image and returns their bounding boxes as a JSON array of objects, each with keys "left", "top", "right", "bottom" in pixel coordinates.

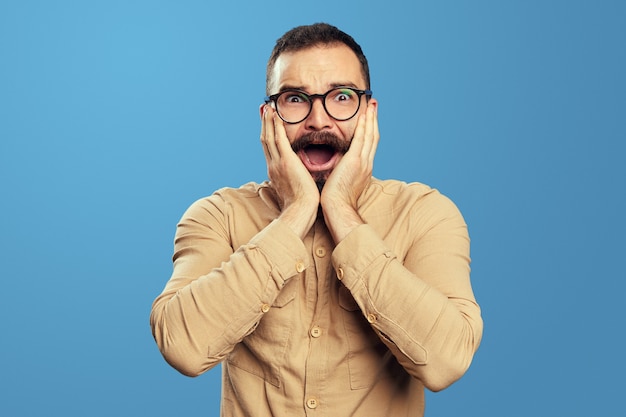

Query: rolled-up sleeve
[
  {"left": 150, "top": 195, "right": 308, "bottom": 377},
  {"left": 331, "top": 192, "right": 483, "bottom": 391}
]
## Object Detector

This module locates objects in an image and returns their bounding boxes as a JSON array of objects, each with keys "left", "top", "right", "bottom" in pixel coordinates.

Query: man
[{"left": 151, "top": 23, "right": 482, "bottom": 416}]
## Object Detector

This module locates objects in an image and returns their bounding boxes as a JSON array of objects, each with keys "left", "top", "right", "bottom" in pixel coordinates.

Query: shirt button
[
  {"left": 306, "top": 398, "right": 318, "bottom": 409},
  {"left": 261, "top": 303, "right": 270, "bottom": 313},
  {"left": 367, "top": 313, "right": 377, "bottom": 323},
  {"left": 336, "top": 267, "right": 344, "bottom": 280},
  {"left": 295, "top": 261, "right": 305, "bottom": 273},
  {"left": 315, "top": 247, "right": 326, "bottom": 257},
  {"left": 310, "top": 326, "right": 322, "bottom": 338}
]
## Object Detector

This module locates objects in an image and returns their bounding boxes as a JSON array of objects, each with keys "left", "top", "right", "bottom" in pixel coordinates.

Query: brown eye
[
  {"left": 282, "top": 92, "right": 309, "bottom": 104},
  {"left": 330, "top": 88, "right": 356, "bottom": 103}
]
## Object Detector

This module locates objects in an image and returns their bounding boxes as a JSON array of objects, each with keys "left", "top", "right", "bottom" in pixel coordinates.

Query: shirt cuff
[
  {"left": 249, "top": 219, "right": 310, "bottom": 285},
  {"left": 331, "top": 224, "right": 393, "bottom": 290}
]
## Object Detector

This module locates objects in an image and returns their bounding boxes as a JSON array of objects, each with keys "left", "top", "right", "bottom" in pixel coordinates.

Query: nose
[{"left": 305, "top": 97, "right": 332, "bottom": 130}]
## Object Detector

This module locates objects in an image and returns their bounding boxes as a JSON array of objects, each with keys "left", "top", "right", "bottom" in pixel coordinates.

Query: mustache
[{"left": 291, "top": 131, "right": 351, "bottom": 154}]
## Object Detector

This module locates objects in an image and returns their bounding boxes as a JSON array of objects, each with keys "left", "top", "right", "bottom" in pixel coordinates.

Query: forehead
[{"left": 270, "top": 43, "right": 365, "bottom": 93}]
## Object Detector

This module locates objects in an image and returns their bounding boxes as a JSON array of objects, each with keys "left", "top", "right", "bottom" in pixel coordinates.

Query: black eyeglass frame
[{"left": 264, "top": 87, "right": 373, "bottom": 124}]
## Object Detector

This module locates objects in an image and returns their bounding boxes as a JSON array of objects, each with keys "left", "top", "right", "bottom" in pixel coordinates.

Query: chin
[
  {"left": 311, "top": 170, "right": 331, "bottom": 190},
  {"left": 315, "top": 181, "right": 325, "bottom": 193}
]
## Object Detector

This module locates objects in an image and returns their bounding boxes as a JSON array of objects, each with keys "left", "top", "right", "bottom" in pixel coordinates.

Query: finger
[
  {"left": 273, "top": 112, "right": 292, "bottom": 157},
  {"left": 363, "top": 104, "right": 380, "bottom": 163},
  {"left": 260, "top": 107, "right": 272, "bottom": 162},
  {"left": 349, "top": 112, "right": 367, "bottom": 156},
  {"left": 359, "top": 105, "right": 374, "bottom": 159},
  {"left": 370, "top": 106, "right": 380, "bottom": 162},
  {"left": 263, "top": 106, "right": 280, "bottom": 161}
]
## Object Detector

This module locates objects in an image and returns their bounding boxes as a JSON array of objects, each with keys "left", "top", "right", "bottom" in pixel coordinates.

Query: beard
[{"left": 290, "top": 131, "right": 351, "bottom": 190}]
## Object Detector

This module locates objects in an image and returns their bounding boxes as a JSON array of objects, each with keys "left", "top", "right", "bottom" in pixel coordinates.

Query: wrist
[
  {"left": 322, "top": 202, "right": 363, "bottom": 243},
  {"left": 279, "top": 200, "right": 318, "bottom": 239}
]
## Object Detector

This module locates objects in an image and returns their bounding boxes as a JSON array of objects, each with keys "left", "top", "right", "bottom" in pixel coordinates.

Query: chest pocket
[
  {"left": 226, "top": 277, "right": 298, "bottom": 387},
  {"left": 338, "top": 284, "right": 394, "bottom": 390}
]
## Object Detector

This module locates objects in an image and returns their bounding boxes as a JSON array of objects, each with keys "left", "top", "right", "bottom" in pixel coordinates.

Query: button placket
[{"left": 303, "top": 221, "right": 332, "bottom": 412}]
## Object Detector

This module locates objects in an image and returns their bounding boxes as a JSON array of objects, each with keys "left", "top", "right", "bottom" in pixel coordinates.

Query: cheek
[
  {"left": 338, "top": 121, "right": 358, "bottom": 141},
  {"left": 283, "top": 125, "right": 300, "bottom": 144}
]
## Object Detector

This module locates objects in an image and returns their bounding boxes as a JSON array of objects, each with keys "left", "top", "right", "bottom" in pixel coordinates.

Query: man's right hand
[{"left": 261, "top": 105, "right": 319, "bottom": 239}]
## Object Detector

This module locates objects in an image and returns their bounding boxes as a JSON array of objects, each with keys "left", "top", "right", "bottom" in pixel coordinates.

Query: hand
[
  {"left": 260, "top": 105, "right": 319, "bottom": 238},
  {"left": 321, "top": 102, "right": 379, "bottom": 243}
]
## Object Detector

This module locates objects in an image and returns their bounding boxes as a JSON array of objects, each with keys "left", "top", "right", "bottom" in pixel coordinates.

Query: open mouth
[
  {"left": 291, "top": 131, "right": 349, "bottom": 174},
  {"left": 298, "top": 144, "right": 340, "bottom": 172},
  {"left": 305, "top": 144, "right": 335, "bottom": 165}
]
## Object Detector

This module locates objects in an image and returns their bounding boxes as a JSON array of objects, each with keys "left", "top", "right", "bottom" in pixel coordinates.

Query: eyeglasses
[{"left": 264, "top": 87, "right": 373, "bottom": 124}]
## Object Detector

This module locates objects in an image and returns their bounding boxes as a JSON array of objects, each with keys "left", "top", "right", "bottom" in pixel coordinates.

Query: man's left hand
[{"left": 321, "top": 102, "right": 379, "bottom": 243}]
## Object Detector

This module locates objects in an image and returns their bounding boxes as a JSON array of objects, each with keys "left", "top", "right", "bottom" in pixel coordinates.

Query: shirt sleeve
[
  {"left": 150, "top": 195, "right": 309, "bottom": 377},
  {"left": 331, "top": 193, "right": 483, "bottom": 391}
]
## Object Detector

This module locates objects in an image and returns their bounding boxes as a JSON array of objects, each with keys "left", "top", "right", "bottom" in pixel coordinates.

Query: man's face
[{"left": 265, "top": 43, "right": 377, "bottom": 186}]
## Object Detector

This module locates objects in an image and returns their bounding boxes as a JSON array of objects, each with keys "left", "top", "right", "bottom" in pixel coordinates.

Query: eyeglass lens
[{"left": 276, "top": 88, "right": 361, "bottom": 123}]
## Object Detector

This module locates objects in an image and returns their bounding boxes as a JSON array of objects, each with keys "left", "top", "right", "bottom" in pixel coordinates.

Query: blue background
[{"left": 1, "top": 1, "right": 624, "bottom": 416}]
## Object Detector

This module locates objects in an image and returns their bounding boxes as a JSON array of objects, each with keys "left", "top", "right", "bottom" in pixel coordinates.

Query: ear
[
  {"left": 259, "top": 102, "right": 275, "bottom": 120},
  {"left": 367, "top": 97, "right": 378, "bottom": 111},
  {"left": 259, "top": 103, "right": 266, "bottom": 120}
]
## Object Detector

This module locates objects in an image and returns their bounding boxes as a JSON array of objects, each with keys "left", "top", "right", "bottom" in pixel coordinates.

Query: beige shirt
[{"left": 151, "top": 178, "right": 483, "bottom": 417}]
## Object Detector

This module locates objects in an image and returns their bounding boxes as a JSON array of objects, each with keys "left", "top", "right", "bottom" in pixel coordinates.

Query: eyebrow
[{"left": 277, "top": 82, "right": 360, "bottom": 93}]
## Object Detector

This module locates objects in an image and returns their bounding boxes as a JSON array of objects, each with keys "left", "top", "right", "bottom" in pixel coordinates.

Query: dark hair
[{"left": 265, "top": 23, "right": 370, "bottom": 95}]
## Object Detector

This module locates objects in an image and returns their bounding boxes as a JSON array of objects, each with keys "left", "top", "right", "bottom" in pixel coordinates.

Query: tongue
[{"left": 305, "top": 145, "right": 334, "bottom": 165}]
